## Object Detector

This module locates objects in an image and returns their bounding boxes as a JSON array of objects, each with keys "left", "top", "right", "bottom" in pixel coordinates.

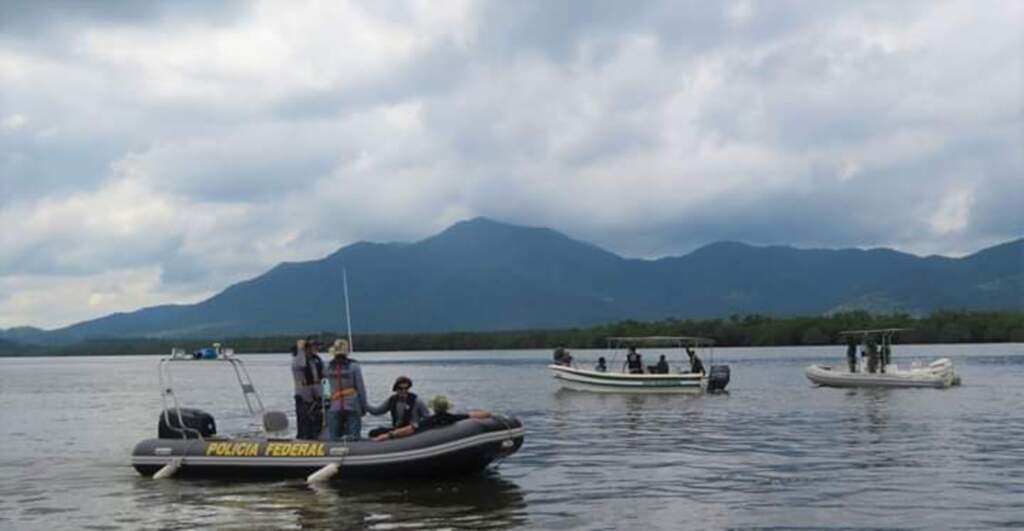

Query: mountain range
[{"left": 3, "top": 217, "right": 1022, "bottom": 344}]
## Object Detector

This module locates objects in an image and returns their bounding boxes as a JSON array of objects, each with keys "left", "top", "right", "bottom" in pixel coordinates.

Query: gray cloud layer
[{"left": 1, "top": 0, "right": 1021, "bottom": 328}]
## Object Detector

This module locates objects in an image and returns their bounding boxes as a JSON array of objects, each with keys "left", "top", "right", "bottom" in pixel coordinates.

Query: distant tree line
[{"left": 2, "top": 310, "right": 1022, "bottom": 357}]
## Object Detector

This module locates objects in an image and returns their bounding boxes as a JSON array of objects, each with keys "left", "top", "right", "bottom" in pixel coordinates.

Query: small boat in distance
[
  {"left": 548, "top": 336, "right": 730, "bottom": 393},
  {"left": 805, "top": 328, "right": 961, "bottom": 389},
  {"left": 132, "top": 347, "right": 524, "bottom": 482}
]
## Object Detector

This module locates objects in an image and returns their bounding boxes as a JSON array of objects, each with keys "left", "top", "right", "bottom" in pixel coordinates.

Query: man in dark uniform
[
  {"left": 686, "top": 347, "right": 705, "bottom": 375},
  {"left": 846, "top": 335, "right": 858, "bottom": 373},
  {"left": 623, "top": 346, "right": 643, "bottom": 374}
]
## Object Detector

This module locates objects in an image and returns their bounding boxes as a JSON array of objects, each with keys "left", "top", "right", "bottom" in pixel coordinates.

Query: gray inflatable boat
[
  {"left": 132, "top": 347, "right": 524, "bottom": 481},
  {"left": 132, "top": 416, "right": 524, "bottom": 480}
]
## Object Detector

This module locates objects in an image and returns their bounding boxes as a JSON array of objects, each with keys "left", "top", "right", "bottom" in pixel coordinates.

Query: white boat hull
[
  {"left": 548, "top": 364, "right": 703, "bottom": 393},
  {"left": 805, "top": 358, "right": 960, "bottom": 389}
]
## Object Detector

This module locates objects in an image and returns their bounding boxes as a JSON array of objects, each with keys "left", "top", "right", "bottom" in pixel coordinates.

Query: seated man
[
  {"left": 595, "top": 356, "right": 608, "bottom": 372},
  {"left": 553, "top": 346, "right": 573, "bottom": 366},
  {"left": 686, "top": 347, "right": 705, "bottom": 374},
  {"left": 653, "top": 355, "right": 669, "bottom": 374},
  {"left": 373, "top": 395, "right": 490, "bottom": 441},
  {"left": 365, "top": 376, "right": 430, "bottom": 438}
]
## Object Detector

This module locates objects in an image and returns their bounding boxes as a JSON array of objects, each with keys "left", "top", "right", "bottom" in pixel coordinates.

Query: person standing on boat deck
[
  {"left": 291, "top": 338, "right": 324, "bottom": 439},
  {"left": 880, "top": 343, "right": 892, "bottom": 372},
  {"left": 866, "top": 339, "right": 880, "bottom": 374},
  {"left": 623, "top": 346, "right": 644, "bottom": 374},
  {"left": 595, "top": 357, "right": 608, "bottom": 372},
  {"left": 325, "top": 339, "right": 369, "bottom": 440},
  {"left": 845, "top": 336, "right": 858, "bottom": 373},
  {"left": 686, "top": 347, "right": 705, "bottom": 375},
  {"left": 366, "top": 376, "right": 430, "bottom": 437}
]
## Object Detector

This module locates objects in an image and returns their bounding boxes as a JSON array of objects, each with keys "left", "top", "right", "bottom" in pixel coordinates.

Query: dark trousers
[
  {"left": 294, "top": 396, "right": 323, "bottom": 440},
  {"left": 867, "top": 353, "right": 879, "bottom": 374}
]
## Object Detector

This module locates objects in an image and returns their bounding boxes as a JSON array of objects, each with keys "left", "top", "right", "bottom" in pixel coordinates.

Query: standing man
[
  {"left": 845, "top": 335, "right": 858, "bottom": 373},
  {"left": 291, "top": 338, "right": 324, "bottom": 439},
  {"left": 623, "top": 346, "right": 644, "bottom": 374},
  {"left": 866, "top": 338, "right": 880, "bottom": 374},
  {"left": 325, "top": 339, "right": 369, "bottom": 440}
]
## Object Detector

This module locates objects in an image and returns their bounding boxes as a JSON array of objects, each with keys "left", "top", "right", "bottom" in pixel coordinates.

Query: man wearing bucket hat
[
  {"left": 366, "top": 375, "right": 431, "bottom": 438},
  {"left": 324, "top": 339, "right": 369, "bottom": 440},
  {"left": 372, "top": 395, "right": 491, "bottom": 441}
]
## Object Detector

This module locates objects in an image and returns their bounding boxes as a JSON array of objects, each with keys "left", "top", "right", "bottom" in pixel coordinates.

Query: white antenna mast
[{"left": 343, "top": 268, "right": 354, "bottom": 351}]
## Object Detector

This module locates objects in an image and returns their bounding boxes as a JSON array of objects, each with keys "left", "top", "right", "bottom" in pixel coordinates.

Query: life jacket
[
  {"left": 386, "top": 392, "right": 419, "bottom": 428},
  {"left": 303, "top": 355, "right": 323, "bottom": 387},
  {"left": 326, "top": 358, "right": 358, "bottom": 409},
  {"left": 626, "top": 353, "right": 642, "bottom": 371}
]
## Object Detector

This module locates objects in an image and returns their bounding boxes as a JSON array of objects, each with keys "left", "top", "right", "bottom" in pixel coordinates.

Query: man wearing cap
[
  {"left": 291, "top": 338, "right": 324, "bottom": 439},
  {"left": 325, "top": 339, "right": 369, "bottom": 440},
  {"left": 366, "top": 376, "right": 430, "bottom": 437}
]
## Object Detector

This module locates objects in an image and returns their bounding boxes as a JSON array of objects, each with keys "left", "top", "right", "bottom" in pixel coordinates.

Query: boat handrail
[{"left": 158, "top": 346, "right": 268, "bottom": 440}]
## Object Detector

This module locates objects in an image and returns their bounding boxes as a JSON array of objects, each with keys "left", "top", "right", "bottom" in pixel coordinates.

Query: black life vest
[
  {"left": 626, "top": 353, "right": 643, "bottom": 371},
  {"left": 303, "top": 355, "right": 323, "bottom": 386},
  {"left": 386, "top": 392, "right": 419, "bottom": 428}
]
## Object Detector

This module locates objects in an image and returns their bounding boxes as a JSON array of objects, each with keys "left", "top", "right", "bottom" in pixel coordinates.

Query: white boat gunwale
[{"left": 547, "top": 364, "right": 703, "bottom": 381}]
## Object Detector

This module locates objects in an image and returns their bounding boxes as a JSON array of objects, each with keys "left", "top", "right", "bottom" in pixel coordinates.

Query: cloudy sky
[{"left": 1, "top": 1, "right": 1021, "bottom": 329}]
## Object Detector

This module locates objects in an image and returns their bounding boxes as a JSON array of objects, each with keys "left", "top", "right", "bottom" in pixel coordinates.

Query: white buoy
[
  {"left": 306, "top": 462, "right": 340, "bottom": 484},
  {"left": 153, "top": 458, "right": 182, "bottom": 480}
]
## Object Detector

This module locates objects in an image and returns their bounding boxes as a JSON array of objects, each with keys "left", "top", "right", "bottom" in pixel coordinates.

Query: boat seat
[{"left": 263, "top": 411, "right": 289, "bottom": 434}]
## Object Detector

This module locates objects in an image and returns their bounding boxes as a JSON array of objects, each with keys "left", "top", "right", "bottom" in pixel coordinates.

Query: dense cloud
[{"left": 1, "top": 0, "right": 1021, "bottom": 328}]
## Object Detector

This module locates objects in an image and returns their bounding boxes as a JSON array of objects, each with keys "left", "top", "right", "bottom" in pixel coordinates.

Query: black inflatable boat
[
  {"left": 132, "top": 416, "right": 524, "bottom": 480},
  {"left": 132, "top": 348, "right": 524, "bottom": 481}
]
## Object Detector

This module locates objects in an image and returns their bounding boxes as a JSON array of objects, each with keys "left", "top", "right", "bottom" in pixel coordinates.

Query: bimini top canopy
[
  {"left": 838, "top": 328, "right": 912, "bottom": 336},
  {"left": 606, "top": 336, "right": 715, "bottom": 347}
]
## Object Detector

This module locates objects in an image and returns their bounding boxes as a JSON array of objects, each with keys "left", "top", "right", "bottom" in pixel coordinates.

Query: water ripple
[{"left": 1, "top": 345, "right": 1023, "bottom": 529}]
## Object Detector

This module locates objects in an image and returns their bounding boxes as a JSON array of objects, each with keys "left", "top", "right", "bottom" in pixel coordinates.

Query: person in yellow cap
[
  {"left": 324, "top": 339, "right": 369, "bottom": 440},
  {"left": 372, "top": 395, "right": 491, "bottom": 441}
]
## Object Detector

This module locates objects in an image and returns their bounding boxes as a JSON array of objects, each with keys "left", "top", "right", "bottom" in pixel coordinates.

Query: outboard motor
[
  {"left": 706, "top": 365, "right": 730, "bottom": 393},
  {"left": 159, "top": 408, "right": 216, "bottom": 439}
]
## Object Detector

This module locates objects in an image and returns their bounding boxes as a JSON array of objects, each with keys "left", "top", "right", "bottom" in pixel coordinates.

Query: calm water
[{"left": 1, "top": 344, "right": 1023, "bottom": 530}]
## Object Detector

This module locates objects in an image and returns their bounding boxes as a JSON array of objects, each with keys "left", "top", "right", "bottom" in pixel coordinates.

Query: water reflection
[
  {"left": 856, "top": 388, "right": 892, "bottom": 435},
  {"left": 131, "top": 473, "right": 526, "bottom": 529}
]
